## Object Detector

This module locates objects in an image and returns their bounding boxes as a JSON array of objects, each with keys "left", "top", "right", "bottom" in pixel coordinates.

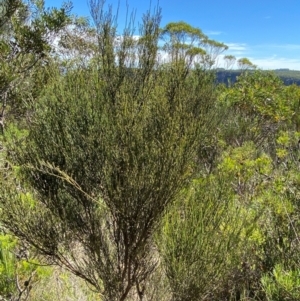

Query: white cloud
[
  {"left": 225, "top": 43, "right": 248, "bottom": 56},
  {"left": 226, "top": 43, "right": 247, "bottom": 52},
  {"left": 253, "top": 44, "right": 300, "bottom": 51},
  {"left": 216, "top": 53, "right": 300, "bottom": 70},
  {"left": 204, "top": 30, "right": 222, "bottom": 36},
  {"left": 218, "top": 41, "right": 300, "bottom": 70},
  {"left": 251, "top": 56, "right": 300, "bottom": 70},
  {"left": 248, "top": 44, "right": 300, "bottom": 70}
]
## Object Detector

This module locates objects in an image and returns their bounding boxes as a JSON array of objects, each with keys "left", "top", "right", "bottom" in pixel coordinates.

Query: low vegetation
[{"left": 1, "top": 0, "right": 300, "bottom": 300}]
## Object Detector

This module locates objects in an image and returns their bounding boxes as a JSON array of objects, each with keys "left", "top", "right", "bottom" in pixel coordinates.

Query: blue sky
[{"left": 45, "top": 0, "right": 300, "bottom": 70}]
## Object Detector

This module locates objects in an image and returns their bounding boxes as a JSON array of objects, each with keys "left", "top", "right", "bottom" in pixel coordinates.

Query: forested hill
[{"left": 216, "top": 69, "right": 300, "bottom": 85}]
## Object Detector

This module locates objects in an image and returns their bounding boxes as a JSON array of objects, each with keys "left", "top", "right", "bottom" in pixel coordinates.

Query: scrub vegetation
[{"left": 1, "top": 1, "right": 300, "bottom": 300}]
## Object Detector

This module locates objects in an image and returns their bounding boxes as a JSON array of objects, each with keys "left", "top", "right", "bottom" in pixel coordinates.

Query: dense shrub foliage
[{"left": 1, "top": 0, "right": 300, "bottom": 300}]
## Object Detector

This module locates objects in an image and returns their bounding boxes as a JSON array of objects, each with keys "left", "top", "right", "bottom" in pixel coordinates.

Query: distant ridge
[{"left": 215, "top": 69, "right": 300, "bottom": 86}]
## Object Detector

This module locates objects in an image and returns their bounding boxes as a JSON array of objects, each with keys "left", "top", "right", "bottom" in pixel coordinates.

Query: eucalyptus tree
[
  {"left": 0, "top": 0, "right": 71, "bottom": 129},
  {"left": 224, "top": 54, "right": 236, "bottom": 69},
  {"left": 237, "top": 57, "right": 257, "bottom": 70},
  {"left": 0, "top": 1, "right": 225, "bottom": 300},
  {"left": 160, "top": 21, "right": 228, "bottom": 68}
]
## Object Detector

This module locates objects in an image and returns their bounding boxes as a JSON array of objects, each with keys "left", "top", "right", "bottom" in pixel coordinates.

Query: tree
[
  {"left": 161, "top": 21, "right": 227, "bottom": 69},
  {"left": 237, "top": 57, "right": 256, "bottom": 70},
  {"left": 0, "top": 0, "right": 71, "bottom": 129},
  {"left": 224, "top": 54, "right": 236, "bottom": 69},
  {"left": 0, "top": 1, "right": 222, "bottom": 300}
]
